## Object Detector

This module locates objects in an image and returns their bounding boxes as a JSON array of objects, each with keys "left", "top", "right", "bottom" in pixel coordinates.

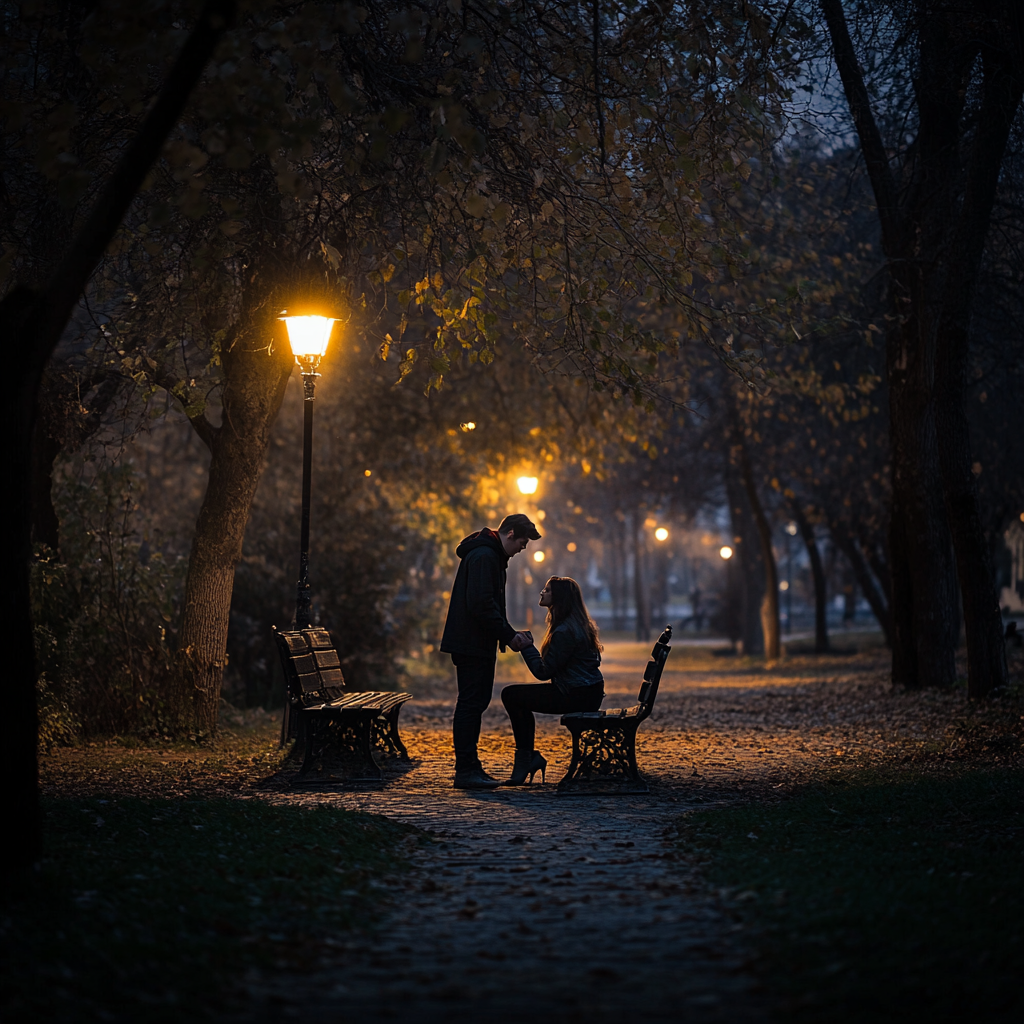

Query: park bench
[
  {"left": 273, "top": 626, "right": 412, "bottom": 783},
  {"left": 557, "top": 624, "right": 672, "bottom": 794}
]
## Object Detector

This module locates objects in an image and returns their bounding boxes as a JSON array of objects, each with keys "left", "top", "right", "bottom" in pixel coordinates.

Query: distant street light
[
  {"left": 719, "top": 545, "right": 734, "bottom": 560},
  {"left": 533, "top": 550, "right": 545, "bottom": 563},
  {"left": 655, "top": 527, "right": 669, "bottom": 542},
  {"left": 281, "top": 311, "right": 337, "bottom": 629},
  {"left": 517, "top": 476, "right": 539, "bottom": 495}
]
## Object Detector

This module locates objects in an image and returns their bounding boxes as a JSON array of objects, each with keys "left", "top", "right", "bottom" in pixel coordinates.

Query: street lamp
[
  {"left": 719, "top": 545, "right": 734, "bottom": 560},
  {"left": 655, "top": 527, "right": 669, "bottom": 542},
  {"left": 281, "top": 312, "right": 337, "bottom": 628},
  {"left": 784, "top": 521, "right": 798, "bottom": 634},
  {"left": 517, "top": 476, "right": 539, "bottom": 495}
]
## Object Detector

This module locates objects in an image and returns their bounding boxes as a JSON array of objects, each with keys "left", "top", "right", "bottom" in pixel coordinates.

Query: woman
[{"left": 500, "top": 576, "right": 604, "bottom": 785}]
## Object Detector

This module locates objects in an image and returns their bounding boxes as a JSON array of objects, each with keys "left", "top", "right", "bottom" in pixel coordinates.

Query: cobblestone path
[
  {"left": 238, "top": 645, "right": 819, "bottom": 1024},
  {"left": 248, "top": 740, "right": 762, "bottom": 1024}
]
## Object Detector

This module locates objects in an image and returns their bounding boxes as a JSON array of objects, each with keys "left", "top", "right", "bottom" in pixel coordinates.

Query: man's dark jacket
[{"left": 440, "top": 529, "right": 518, "bottom": 658}]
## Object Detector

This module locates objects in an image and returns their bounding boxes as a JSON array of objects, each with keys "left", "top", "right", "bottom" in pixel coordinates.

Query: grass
[
  {"left": 1, "top": 797, "right": 418, "bottom": 1022},
  {"left": 679, "top": 768, "right": 1024, "bottom": 1024}
]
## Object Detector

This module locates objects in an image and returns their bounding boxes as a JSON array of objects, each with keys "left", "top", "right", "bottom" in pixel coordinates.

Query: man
[{"left": 440, "top": 513, "right": 540, "bottom": 789}]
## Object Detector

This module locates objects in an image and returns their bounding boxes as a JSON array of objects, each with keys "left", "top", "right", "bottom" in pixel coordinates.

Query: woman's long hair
[{"left": 540, "top": 577, "right": 603, "bottom": 656}]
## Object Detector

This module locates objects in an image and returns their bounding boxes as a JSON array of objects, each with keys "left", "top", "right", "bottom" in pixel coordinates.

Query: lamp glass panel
[{"left": 284, "top": 315, "right": 335, "bottom": 357}]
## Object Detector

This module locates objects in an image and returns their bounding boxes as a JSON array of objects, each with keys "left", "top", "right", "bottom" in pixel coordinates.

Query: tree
[
  {"left": 820, "top": 0, "right": 1020, "bottom": 695},
  {"left": 1, "top": 0, "right": 236, "bottom": 872}
]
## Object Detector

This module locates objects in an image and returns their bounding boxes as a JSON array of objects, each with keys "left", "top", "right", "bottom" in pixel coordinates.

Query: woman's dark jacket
[
  {"left": 521, "top": 619, "right": 604, "bottom": 694},
  {"left": 440, "top": 529, "right": 518, "bottom": 658}
]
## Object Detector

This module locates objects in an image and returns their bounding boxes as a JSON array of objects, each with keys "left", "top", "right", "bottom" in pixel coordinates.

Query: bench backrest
[
  {"left": 635, "top": 625, "right": 672, "bottom": 722},
  {"left": 272, "top": 626, "right": 346, "bottom": 706}
]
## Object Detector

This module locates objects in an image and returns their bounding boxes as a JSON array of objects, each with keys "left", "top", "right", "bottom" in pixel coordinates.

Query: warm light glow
[
  {"left": 566, "top": 542, "right": 577, "bottom": 552},
  {"left": 720, "top": 545, "right": 734, "bottom": 560},
  {"left": 281, "top": 314, "right": 335, "bottom": 357},
  {"left": 779, "top": 580, "right": 789, "bottom": 591},
  {"left": 460, "top": 421, "right": 476, "bottom": 431},
  {"left": 654, "top": 527, "right": 669, "bottom": 542},
  {"left": 517, "top": 476, "right": 539, "bottom": 495},
  {"left": 785, "top": 521, "right": 798, "bottom": 536},
  {"left": 364, "top": 469, "right": 372, "bottom": 477},
  {"left": 533, "top": 550, "right": 545, "bottom": 563}
]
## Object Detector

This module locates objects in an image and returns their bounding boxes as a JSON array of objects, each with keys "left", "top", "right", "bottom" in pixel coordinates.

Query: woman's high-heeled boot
[{"left": 504, "top": 749, "right": 547, "bottom": 785}]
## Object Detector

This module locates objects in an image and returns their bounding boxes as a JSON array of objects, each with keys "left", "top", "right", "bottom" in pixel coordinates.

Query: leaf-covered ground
[{"left": 19, "top": 637, "right": 1024, "bottom": 1022}]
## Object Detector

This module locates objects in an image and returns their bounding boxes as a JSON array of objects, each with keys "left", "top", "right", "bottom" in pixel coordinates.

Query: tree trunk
[
  {"left": 1, "top": 0, "right": 235, "bottom": 875},
  {"left": 737, "top": 440, "right": 780, "bottom": 660},
  {"left": 932, "top": 49, "right": 1021, "bottom": 697},
  {"left": 821, "top": 0, "right": 965, "bottom": 691},
  {"left": 724, "top": 459, "right": 763, "bottom": 655},
  {"left": 608, "top": 512, "right": 626, "bottom": 631},
  {"left": 831, "top": 520, "right": 893, "bottom": 648},
  {"left": 887, "top": 321, "right": 959, "bottom": 687},
  {"left": 632, "top": 509, "right": 651, "bottom": 642},
  {"left": 174, "top": 335, "right": 292, "bottom": 734},
  {"left": 792, "top": 503, "right": 829, "bottom": 652}
]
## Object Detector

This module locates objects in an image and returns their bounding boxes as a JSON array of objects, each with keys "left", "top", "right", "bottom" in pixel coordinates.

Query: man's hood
[{"left": 456, "top": 528, "right": 508, "bottom": 562}]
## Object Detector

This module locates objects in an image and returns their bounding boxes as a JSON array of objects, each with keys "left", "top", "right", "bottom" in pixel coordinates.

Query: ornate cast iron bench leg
[
  {"left": 295, "top": 711, "right": 383, "bottom": 784},
  {"left": 371, "top": 707, "right": 411, "bottom": 762},
  {"left": 557, "top": 719, "right": 649, "bottom": 794}
]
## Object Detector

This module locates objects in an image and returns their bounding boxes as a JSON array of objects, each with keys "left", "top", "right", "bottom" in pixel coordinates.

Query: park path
[
  {"left": 246, "top": 737, "right": 763, "bottom": 1024},
  {"left": 238, "top": 645, "right": 797, "bottom": 1024}
]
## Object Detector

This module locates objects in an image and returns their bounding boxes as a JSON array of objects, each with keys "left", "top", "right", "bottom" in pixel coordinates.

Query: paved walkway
[{"left": 241, "top": 656, "right": 777, "bottom": 1024}]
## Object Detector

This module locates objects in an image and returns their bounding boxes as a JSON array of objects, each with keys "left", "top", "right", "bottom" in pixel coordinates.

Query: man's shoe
[{"left": 453, "top": 768, "right": 502, "bottom": 789}]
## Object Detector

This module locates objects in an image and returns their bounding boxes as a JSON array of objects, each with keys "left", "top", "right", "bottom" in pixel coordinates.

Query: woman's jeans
[{"left": 500, "top": 682, "right": 603, "bottom": 751}]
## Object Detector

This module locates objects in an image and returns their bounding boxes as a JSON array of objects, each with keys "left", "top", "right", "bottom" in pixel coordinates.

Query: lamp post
[
  {"left": 281, "top": 313, "right": 336, "bottom": 629},
  {"left": 720, "top": 544, "right": 737, "bottom": 651},
  {"left": 784, "top": 521, "right": 798, "bottom": 635}
]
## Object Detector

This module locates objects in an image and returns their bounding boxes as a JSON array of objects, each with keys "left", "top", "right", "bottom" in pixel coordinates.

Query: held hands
[{"left": 509, "top": 630, "right": 534, "bottom": 652}]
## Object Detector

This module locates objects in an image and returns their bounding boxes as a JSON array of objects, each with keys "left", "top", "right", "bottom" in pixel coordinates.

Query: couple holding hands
[{"left": 440, "top": 513, "right": 604, "bottom": 789}]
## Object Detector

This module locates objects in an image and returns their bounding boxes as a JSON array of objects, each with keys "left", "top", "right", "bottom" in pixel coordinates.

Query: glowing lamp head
[
  {"left": 281, "top": 314, "right": 336, "bottom": 359},
  {"left": 719, "top": 545, "right": 734, "bottom": 560},
  {"left": 785, "top": 521, "right": 798, "bottom": 536},
  {"left": 654, "top": 527, "right": 669, "bottom": 542},
  {"left": 533, "top": 550, "right": 545, "bottom": 563},
  {"left": 517, "top": 476, "right": 539, "bottom": 495}
]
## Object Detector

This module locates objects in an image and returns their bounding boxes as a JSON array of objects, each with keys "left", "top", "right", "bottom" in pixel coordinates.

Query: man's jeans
[{"left": 451, "top": 653, "right": 496, "bottom": 772}]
